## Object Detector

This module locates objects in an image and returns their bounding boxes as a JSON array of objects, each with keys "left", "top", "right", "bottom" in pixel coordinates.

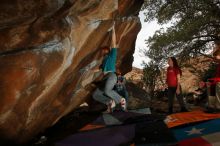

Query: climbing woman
[{"left": 93, "top": 22, "right": 126, "bottom": 113}]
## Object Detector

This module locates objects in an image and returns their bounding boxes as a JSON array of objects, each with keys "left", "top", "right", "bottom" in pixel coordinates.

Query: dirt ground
[{"left": 1, "top": 81, "right": 207, "bottom": 146}]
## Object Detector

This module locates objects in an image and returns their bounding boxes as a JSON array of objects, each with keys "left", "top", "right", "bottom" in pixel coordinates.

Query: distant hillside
[
  {"left": 127, "top": 56, "right": 215, "bottom": 94},
  {"left": 125, "top": 67, "right": 143, "bottom": 83},
  {"left": 180, "top": 56, "right": 213, "bottom": 93}
]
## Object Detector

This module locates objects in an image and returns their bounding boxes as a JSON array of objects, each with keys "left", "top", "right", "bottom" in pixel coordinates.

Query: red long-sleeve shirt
[{"left": 166, "top": 67, "right": 181, "bottom": 87}]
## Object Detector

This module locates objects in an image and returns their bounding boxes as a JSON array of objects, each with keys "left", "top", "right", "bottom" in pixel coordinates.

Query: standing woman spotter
[{"left": 166, "top": 57, "right": 188, "bottom": 114}]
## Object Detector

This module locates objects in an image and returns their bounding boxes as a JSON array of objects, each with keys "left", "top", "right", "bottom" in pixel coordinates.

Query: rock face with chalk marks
[{"left": 0, "top": 0, "right": 143, "bottom": 143}]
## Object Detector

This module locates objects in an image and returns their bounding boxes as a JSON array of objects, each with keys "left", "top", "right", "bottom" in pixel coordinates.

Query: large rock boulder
[{"left": 0, "top": 0, "right": 143, "bottom": 143}]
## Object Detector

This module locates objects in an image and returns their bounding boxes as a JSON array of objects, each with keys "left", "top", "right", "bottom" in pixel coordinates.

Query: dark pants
[{"left": 168, "top": 86, "right": 185, "bottom": 111}]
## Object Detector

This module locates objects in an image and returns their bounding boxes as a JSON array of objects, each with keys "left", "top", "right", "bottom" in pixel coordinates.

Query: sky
[{"left": 132, "top": 11, "right": 162, "bottom": 69}]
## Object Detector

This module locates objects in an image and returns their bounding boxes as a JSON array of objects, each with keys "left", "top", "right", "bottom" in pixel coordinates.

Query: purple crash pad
[{"left": 56, "top": 124, "right": 135, "bottom": 146}]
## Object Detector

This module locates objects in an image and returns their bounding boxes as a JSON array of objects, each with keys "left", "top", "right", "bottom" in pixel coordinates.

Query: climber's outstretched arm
[{"left": 111, "top": 22, "right": 119, "bottom": 48}]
